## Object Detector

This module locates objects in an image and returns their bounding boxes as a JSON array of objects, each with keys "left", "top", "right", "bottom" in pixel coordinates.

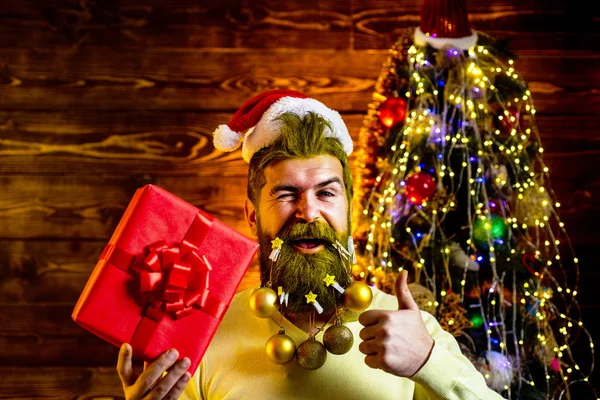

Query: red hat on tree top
[
  {"left": 213, "top": 89, "right": 352, "bottom": 163},
  {"left": 414, "top": 0, "right": 478, "bottom": 50}
]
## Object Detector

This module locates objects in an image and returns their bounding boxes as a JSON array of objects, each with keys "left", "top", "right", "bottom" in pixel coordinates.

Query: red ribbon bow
[{"left": 132, "top": 239, "right": 212, "bottom": 320}]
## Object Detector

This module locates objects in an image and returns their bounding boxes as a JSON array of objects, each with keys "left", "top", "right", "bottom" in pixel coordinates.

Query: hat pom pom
[{"left": 213, "top": 124, "right": 244, "bottom": 152}]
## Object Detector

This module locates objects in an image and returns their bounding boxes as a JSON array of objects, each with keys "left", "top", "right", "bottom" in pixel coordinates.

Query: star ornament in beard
[{"left": 257, "top": 220, "right": 353, "bottom": 315}]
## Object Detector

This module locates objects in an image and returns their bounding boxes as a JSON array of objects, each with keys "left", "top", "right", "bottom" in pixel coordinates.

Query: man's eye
[
  {"left": 318, "top": 191, "right": 334, "bottom": 197},
  {"left": 277, "top": 193, "right": 296, "bottom": 200}
]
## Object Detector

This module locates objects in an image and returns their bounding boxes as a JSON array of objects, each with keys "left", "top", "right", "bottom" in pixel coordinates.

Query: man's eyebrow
[
  {"left": 313, "top": 177, "right": 343, "bottom": 190},
  {"left": 270, "top": 177, "right": 343, "bottom": 196}
]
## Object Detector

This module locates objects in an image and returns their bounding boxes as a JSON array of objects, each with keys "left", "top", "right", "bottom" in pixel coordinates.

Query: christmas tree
[{"left": 351, "top": 0, "right": 596, "bottom": 398}]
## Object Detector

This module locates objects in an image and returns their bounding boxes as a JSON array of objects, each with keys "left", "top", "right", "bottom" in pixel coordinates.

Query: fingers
[
  {"left": 164, "top": 370, "right": 192, "bottom": 400},
  {"left": 146, "top": 356, "right": 191, "bottom": 400},
  {"left": 358, "top": 324, "right": 378, "bottom": 341},
  {"left": 133, "top": 349, "right": 180, "bottom": 398},
  {"left": 358, "top": 309, "right": 387, "bottom": 327},
  {"left": 358, "top": 338, "right": 379, "bottom": 356},
  {"left": 117, "top": 343, "right": 135, "bottom": 386},
  {"left": 395, "top": 269, "right": 419, "bottom": 311},
  {"left": 364, "top": 354, "right": 381, "bottom": 370}
]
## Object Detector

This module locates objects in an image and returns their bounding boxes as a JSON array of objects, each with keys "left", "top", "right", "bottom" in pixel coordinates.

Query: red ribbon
[
  {"left": 101, "top": 212, "right": 227, "bottom": 321},
  {"left": 132, "top": 239, "right": 212, "bottom": 320}
]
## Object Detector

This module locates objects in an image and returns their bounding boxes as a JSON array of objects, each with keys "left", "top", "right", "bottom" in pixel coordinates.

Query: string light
[{"left": 351, "top": 29, "right": 595, "bottom": 399}]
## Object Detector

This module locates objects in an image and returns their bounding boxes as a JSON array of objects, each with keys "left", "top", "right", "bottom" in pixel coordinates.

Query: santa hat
[
  {"left": 213, "top": 89, "right": 352, "bottom": 163},
  {"left": 414, "top": 0, "right": 478, "bottom": 50}
]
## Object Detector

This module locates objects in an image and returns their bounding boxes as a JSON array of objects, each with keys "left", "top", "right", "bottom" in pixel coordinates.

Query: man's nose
[{"left": 295, "top": 193, "right": 320, "bottom": 223}]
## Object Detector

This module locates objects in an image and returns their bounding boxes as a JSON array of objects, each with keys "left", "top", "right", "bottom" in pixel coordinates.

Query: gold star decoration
[
  {"left": 271, "top": 237, "right": 284, "bottom": 250},
  {"left": 323, "top": 274, "right": 336, "bottom": 286},
  {"left": 305, "top": 291, "right": 318, "bottom": 304}
]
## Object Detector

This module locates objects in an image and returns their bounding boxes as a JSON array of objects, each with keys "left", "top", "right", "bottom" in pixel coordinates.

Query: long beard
[{"left": 257, "top": 220, "right": 353, "bottom": 315}]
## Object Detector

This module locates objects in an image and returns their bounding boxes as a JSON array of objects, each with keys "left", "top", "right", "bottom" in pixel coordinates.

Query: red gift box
[{"left": 72, "top": 184, "right": 259, "bottom": 373}]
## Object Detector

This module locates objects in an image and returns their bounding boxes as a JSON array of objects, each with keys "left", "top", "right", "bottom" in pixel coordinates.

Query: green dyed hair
[{"left": 247, "top": 112, "right": 353, "bottom": 207}]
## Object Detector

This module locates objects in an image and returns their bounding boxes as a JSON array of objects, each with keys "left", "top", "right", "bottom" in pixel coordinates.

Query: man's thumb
[{"left": 396, "top": 269, "right": 419, "bottom": 311}]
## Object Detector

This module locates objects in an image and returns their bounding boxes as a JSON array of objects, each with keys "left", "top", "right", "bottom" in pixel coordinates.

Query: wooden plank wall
[{"left": 0, "top": 0, "right": 598, "bottom": 398}]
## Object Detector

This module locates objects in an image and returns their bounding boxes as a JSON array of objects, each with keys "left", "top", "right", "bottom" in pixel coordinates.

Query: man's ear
[{"left": 245, "top": 198, "right": 258, "bottom": 237}]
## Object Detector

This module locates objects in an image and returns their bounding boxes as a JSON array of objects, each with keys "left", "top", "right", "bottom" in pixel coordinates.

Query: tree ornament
[
  {"left": 472, "top": 214, "right": 508, "bottom": 250},
  {"left": 323, "top": 274, "right": 345, "bottom": 294},
  {"left": 344, "top": 281, "right": 373, "bottom": 312},
  {"left": 296, "top": 338, "right": 327, "bottom": 370},
  {"left": 277, "top": 286, "right": 290, "bottom": 306},
  {"left": 522, "top": 253, "right": 544, "bottom": 279},
  {"left": 533, "top": 324, "right": 558, "bottom": 366},
  {"left": 467, "top": 311, "right": 484, "bottom": 329},
  {"left": 476, "top": 351, "right": 514, "bottom": 392},
  {"left": 407, "top": 282, "right": 436, "bottom": 315},
  {"left": 323, "top": 320, "right": 354, "bottom": 355},
  {"left": 448, "top": 241, "right": 480, "bottom": 271},
  {"left": 494, "top": 106, "right": 523, "bottom": 136},
  {"left": 265, "top": 329, "right": 296, "bottom": 365},
  {"left": 305, "top": 291, "right": 324, "bottom": 314},
  {"left": 269, "top": 237, "right": 284, "bottom": 262},
  {"left": 514, "top": 187, "right": 552, "bottom": 225},
  {"left": 333, "top": 240, "right": 352, "bottom": 263},
  {"left": 488, "top": 199, "right": 504, "bottom": 215},
  {"left": 348, "top": 236, "right": 357, "bottom": 264},
  {"left": 249, "top": 287, "right": 278, "bottom": 318},
  {"left": 377, "top": 97, "right": 407, "bottom": 128},
  {"left": 404, "top": 172, "right": 436, "bottom": 204},
  {"left": 437, "top": 292, "right": 473, "bottom": 336}
]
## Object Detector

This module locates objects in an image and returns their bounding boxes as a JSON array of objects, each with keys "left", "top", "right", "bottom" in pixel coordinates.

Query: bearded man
[{"left": 116, "top": 90, "right": 504, "bottom": 400}]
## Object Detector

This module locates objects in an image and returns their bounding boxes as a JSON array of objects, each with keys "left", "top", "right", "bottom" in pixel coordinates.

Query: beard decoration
[{"left": 257, "top": 219, "right": 353, "bottom": 315}]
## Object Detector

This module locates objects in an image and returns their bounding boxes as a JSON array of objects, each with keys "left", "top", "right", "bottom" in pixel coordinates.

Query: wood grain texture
[
  {"left": 0, "top": 367, "right": 124, "bottom": 399},
  {"left": 0, "top": 239, "right": 260, "bottom": 305},
  {"left": 351, "top": 0, "right": 598, "bottom": 50},
  {"left": 0, "top": 0, "right": 596, "bottom": 51},
  {"left": 0, "top": 175, "right": 253, "bottom": 239},
  {"left": 0, "top": 0, "right": 598, "bottom": 397},
  {"left": 0, "top": 112, "right": 597, "bottom": 242},
  {"left": 1, "top": 111, "right": 599, "bottom": 177},
  {"left": 0, "top": 49, "right": 597, "bottom": 114},
  {"left": 0, "top": 0, "right": 352, "bottom": 50}
]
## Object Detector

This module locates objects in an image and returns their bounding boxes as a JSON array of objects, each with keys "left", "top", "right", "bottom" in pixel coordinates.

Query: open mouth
[{"left": 290, "top": 238, "right": 328, "bottom": 251}]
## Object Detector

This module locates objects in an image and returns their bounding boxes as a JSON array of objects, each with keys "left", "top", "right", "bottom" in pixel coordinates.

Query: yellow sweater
[{"left": 182, "top": 287, "right": 505, "bottom": 399}]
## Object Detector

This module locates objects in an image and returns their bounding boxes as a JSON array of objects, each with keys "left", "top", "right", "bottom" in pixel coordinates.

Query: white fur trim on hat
[
  {"left": 414, "top": 27, "right": 478, "bottom": 50},
  {"left": 241, "top": 97, "right": 352, "bottom": 162},
  {"left": 213, "top": 124, "right": 244, "bottom": 152}
]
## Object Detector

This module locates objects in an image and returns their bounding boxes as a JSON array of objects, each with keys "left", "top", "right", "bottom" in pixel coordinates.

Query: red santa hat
[
  {"left": 213, "top": 89, "right": 352, "bottom": 163},
  {"left": 414, "top": 0, "right": 478, "bottom": 50}
]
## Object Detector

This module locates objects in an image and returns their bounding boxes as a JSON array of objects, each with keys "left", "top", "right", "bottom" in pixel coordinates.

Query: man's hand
[
  {"left": 358, "top": 269, "right": 434, "bottom": 377},
  {"left": 117, "top": 343, "right": 191, "bottom": 400}
]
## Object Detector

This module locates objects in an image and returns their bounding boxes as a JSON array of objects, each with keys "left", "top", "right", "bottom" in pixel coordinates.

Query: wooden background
[{"left": 0, "top": 0, "right": 598, "bottom": 398}]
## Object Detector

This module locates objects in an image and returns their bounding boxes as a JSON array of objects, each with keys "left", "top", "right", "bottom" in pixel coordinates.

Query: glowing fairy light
[{"left": 351, "top": 26, "right": 595, "bottom": 399}]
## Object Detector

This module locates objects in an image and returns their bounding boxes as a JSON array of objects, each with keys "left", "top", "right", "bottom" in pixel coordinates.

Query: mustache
[{"left": 277, "top": 221, "right": 339, "bottom": 244}]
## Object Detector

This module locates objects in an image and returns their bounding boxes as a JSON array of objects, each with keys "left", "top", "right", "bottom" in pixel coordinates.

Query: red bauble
[
  {"left": 495, "top": 106, "right": 523, "bottom": 135},
  {"left": 488, "top": 199, "right": 504, "bottom": 215},
  {"left": 377, "top": 97, "right": 407, "bottom": 128},
  {"left": 404, "top": 172, "right": 436, "bottom": 204}
]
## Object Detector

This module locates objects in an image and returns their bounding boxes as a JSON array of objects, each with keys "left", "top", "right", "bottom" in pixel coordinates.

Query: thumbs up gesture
[{"left": 357, "top": 270, "right": 434, "bottom": 377}]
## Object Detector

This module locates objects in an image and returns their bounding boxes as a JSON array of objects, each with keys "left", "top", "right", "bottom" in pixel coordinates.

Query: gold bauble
[
  {"left": 249, "top": 287, "right": 278, "bottom": 318},
  {"left": 323, "top": 323, "right": 354, "bottom": 355},
  {"left": 265, "top": 332, "right": 296, "bottom": 365},
  {"left": 344, "top": 281, "right": 373, "bottom": 312},
  {"left": 515, "top": 188, "right": 552, "bottom": 224},
  {"left": 297, "top": 339, "right": 327, "bottom": 370}
]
